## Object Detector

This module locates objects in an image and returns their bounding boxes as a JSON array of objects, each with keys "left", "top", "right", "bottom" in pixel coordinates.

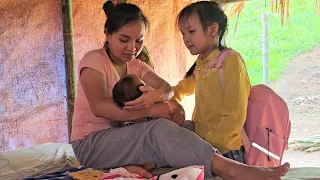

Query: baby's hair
[
  {"left": 113, "top": 76, "right": 143, "bottom": 108},
  {"left": 177, "top": 1, "right": 228, "bottom": 78}
]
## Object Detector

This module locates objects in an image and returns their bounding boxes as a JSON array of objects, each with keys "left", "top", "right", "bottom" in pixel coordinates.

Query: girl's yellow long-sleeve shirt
[{"left": 172, "top": 49, "right": 250, "bottom": 154}]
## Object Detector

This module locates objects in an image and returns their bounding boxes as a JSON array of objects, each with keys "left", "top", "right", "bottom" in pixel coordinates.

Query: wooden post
[
  {"left": 262, "top": 13, "right": 269, "bottom": 85},
  {"left": 61, "top": 0, "right": 76, "bottom": 142}
]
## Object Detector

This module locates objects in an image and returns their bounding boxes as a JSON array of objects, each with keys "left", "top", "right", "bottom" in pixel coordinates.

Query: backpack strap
[
  {"left": 218, "top": 68, "right": 225, "bottom": 91},
  {"left": 209, "top": 48, "right": 244, "bottom": 91},
  {"left": 240, "top": 128, "right": 250, "bottom": 146},
  {"left": 208, "top": 48, "right": 251, "bottom": 147}
]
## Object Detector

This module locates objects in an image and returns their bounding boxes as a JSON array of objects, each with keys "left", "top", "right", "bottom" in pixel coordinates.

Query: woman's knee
[
  {"left": 149, "top": 119, "right": 194, "bottom": 130},
  {"left": 145, "top": 118, "right": 173, "bottom": 127},
  {"left": 146, "top": 119, "right": 194, "bottom": 140},
  {"left": 147, "top": 119, "right": 179, "bottom": 132}
]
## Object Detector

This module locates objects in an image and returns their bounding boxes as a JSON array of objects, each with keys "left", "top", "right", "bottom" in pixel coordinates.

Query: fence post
[{"left": 262, "top": 13, "right": 269, "bottom": 85}]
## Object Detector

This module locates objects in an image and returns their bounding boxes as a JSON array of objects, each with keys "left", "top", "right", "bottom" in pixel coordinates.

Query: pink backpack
[{"left": 208, "top": 48, "right": 291, "bottom": 167}]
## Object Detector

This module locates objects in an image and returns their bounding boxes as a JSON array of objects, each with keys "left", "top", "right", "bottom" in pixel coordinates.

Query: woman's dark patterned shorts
[{"left": 223, "top": 146, "right": 245, "bottom": 164}]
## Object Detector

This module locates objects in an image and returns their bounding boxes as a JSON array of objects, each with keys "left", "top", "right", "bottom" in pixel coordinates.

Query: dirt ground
[
  {"left": 270, "top": 45, "right": 320, "bottom": 167},
  {"left": 270, "top": 45, "right": 320, "bottom": 139}
]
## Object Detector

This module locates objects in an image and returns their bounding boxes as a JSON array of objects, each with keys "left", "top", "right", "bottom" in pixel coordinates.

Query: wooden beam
[{"left": 61, "top": 0, "right": 76, "bottom": 142}]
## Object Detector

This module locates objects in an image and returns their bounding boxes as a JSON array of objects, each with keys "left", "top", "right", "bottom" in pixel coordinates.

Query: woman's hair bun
[{"left": 103, "top": 1, "right": 114, "bottom": 17}]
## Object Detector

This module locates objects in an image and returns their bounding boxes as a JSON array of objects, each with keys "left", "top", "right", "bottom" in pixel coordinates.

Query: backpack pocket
[{"left": 246, "top": 126, "right": 284, "bottom": 167}]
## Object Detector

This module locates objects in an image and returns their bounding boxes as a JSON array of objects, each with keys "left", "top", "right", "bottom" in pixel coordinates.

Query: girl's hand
[
  {"left": 170, "top": 105, "right": 186, "bottom": 126},
  {"left": 147, "top": 103, "right": 173, "bottom": 120},
  {"left": 124, "top": 85, "right": 161, "bottom": 111}
]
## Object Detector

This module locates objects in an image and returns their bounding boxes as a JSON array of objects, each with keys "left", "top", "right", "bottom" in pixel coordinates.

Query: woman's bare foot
[
  {"left": 211, "top": 154, "right": 290, "bottom": 180},
  {"left": 124, "top": 163, "right": 156, "bottom": 178},
  {"left": 223, "top": 162, "right": 290, "bottom": 180}
]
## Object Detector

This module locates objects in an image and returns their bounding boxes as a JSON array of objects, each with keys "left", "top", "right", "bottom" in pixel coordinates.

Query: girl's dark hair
[
  {"left": 178, "top": 1, "right": 228, "bottom": 78},
  {"left": 102, "top": 1, "right": 149, "bottom": 35}
]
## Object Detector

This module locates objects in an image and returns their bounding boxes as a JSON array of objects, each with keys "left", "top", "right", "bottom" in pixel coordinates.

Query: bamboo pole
[
  {"left": 262, "top": 13, "right": 269, "bottom": 85},
  {"left": 61, "top": 0, "right": 76, "bottom": 142}
]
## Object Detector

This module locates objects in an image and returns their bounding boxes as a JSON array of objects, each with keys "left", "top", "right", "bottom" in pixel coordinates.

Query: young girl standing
[{"left": 170, "top": 1, "right": 250, "bottom": 163}]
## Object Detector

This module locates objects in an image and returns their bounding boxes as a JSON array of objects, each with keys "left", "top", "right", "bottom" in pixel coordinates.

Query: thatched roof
[
  {"left": 222, "top": 0, "right": 289, "bottom": 25},
  {"left": 183, "top": 0, "right": 320, "bottom": 26},
  {"left": 111, "top": 0, "right": 320, "bottom": 25}
]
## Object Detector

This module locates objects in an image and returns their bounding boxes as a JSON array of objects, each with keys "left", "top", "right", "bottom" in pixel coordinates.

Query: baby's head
[{"left": 113, "top": 74, "right": 145, "bottom": 108}]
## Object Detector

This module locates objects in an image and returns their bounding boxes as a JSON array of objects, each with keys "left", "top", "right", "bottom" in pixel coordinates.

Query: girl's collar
[{"left": 196, "top": 48, "right": 221, "bottom": 63}]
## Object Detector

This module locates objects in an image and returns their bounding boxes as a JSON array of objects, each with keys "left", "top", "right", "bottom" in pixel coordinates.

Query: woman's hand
[
  {"left": 170, "top": 105, "right": 186, "bottom": 126},
  {"left": 123, "top": 85, "right": 161, "bottom": 110},
  {"left": 147, "top": 103, "right": 173, "bottom": 120}
]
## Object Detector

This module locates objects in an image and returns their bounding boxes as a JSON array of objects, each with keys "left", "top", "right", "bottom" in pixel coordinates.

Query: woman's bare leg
[{"left": 211, "top": 154, "right": 290, "bottom": 180}]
